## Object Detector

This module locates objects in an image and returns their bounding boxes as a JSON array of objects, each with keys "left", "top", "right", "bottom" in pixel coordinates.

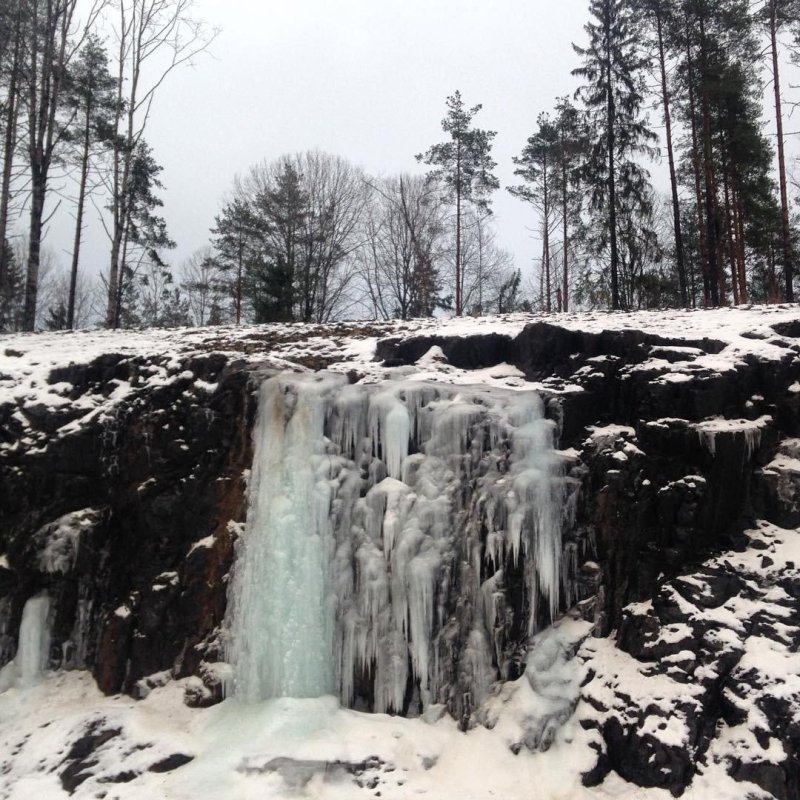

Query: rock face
[
  {"left": 2, "top": 309, "right": 800, "bottom": 798},
  {"left": 0, "top": 351, "right": 255, "bottom": 698}
]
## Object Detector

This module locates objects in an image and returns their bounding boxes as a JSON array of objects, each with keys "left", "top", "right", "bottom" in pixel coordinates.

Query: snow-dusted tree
[
  {"left": 417, "top": 91, "right": 499, "bottom": 316},
  {"left": 573, "top": 0, "right": 656, "bottom": 310}
]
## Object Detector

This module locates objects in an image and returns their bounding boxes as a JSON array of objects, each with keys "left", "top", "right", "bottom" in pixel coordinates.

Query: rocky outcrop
[{"left": 2, "top": 310, "right": 800, "bottom": 798}]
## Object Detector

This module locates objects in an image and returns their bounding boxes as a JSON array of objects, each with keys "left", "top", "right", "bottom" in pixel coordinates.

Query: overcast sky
[
  {"left": 154, "top": 0, "right": 590, "bottom": 270},
  {"left": 41, "top": 0, "right": 800, "bottom": 299}
]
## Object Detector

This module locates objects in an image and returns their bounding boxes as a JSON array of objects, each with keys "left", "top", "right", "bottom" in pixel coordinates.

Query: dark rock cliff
[{"left": 2, "top": 314, "right": 800, "bottom": 798}]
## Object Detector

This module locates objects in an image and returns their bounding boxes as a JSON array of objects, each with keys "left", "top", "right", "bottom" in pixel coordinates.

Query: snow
[
  {"left": 694, "top": 416, "right": 770, "bottom": 457},
  {"left": 3, "top": 307, "right": 800, "bottom": 797},
  {"left": 0, "top": 669, "right": 623, "bottom": 800},
  {"left": 2, "top": 305, "right": 800, "bottom": 456}
]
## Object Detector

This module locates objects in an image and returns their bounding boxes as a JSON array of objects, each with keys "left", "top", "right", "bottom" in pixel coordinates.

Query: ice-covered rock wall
[{"left": 225, "top": 373, "right": 572, "bottom": 719}]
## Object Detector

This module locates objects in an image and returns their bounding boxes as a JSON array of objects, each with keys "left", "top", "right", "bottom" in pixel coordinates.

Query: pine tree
[
  {"left": 762, "top": 0, "right": 799, "bottom": 300},
  {"left": 633, "top": 0, "right": 688, "bottom": 306},
  {"left": 573, "top": 0, "right": 657, "bottom": 310},
  {"left": 252, "top": 159, "right": 308, "bottom": 322},
  {"left": 210, "top": 198, "right": 262, "bottom": 324},
  {"left": 417, "top": 91, "right": 499, "bottom": 316},
  {"left": 114, "top": 141, "right": 175, "bottom": 327},
  {"left": 552, "top": 97, "right": 587, "bottom": 313}
]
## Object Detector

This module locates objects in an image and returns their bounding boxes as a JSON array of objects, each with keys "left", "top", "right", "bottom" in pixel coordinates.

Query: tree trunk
[
  {"left": 24, "top": 0, "right": 74, "bottom": 331},
  {"left": 769, "top": 0, "right": 793, "bottom": 301},
  {"left": 543, "top": 154, "right": 551, "bottom": 313},
  {"left": 68, "top": 102, "right": 93, "bottom": 329},
  {"left": 604, "top": 0, "right": 620, "bottom": 310},
  {"left": 655, "top": 7, "right": 687, "bottom": 307},
  {"left": 455, "top": 147, "right": 462, "bottom": 317},
  {"left": 562, "top": 152, "right": 569, "bottom": 314},
  {"left": 697, "top": 11, "right": 720, "bottom": 306},
  {"left": 24, "top": 179, "right": 47, "bottom": 330},
  {"left": 0, "top": 8, "right": 22, "bottom": 319},
  {"left": 721, "top": 153, "right": 739, "bottom": 306},
  {"left": 731, "top": 180, "right": 748, "bottom": 303},
  {"left": 685, "top": 31, "right": 710, "bottom": 308},
  {"left": 106, "top": 15, "right": 127, "bottom": 328}
]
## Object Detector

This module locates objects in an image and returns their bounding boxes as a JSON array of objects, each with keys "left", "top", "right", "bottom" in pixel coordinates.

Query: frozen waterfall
[
  {"left": 0, "top": 593, "right": 51, "bottom": 692},
  {"left": 225, "top": 373, "right": 568, "bottom": 716}
]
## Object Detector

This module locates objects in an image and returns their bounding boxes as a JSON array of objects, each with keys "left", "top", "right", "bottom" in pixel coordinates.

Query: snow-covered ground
[{"left": 0, "top": 597, "right": 777, "bottom": 800}]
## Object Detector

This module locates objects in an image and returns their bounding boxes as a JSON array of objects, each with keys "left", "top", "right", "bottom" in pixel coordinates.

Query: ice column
[
  {"left": 226, "top": 375, "right": 339, "bottom": 702},
  {"left": 0, "top": 593, "right": 51, "bottom": 692}
]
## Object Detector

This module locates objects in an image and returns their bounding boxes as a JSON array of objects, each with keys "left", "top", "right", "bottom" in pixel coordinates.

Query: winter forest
[{"left": 1, "top": 0, "right": 800, "bottom": 333}]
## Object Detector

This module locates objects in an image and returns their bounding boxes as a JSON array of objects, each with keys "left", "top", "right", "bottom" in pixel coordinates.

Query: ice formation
[
  {"left": 0, "top": 593, "right": 51, "bottom": 692},
  {"left": 225, "top": 373, "right": 568, "bottom": 715}
]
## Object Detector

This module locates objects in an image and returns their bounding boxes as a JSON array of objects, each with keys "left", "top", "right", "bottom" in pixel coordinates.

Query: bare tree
[
  {"left": 105, "top": 0, "right": 216, "bottom": 327},
  {"left": 180, "top": 245, "right": 228, "bottom": 326},
  {"left": 359, "top": 174, "right": 445, "bottom": 320},
  {"left": 0, "top": 0, "right": 24, "bottom": 323},
  {"left": 459, "top": 209, "right": 515, "bottom": 315},
  {"left": 236, "top": 151, "right": 368, "bottom": 323}
]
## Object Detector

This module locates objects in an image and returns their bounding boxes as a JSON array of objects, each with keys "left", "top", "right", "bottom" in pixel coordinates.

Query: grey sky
[{"left": 151, "top": 0, "right": 590, "bottom": 274}]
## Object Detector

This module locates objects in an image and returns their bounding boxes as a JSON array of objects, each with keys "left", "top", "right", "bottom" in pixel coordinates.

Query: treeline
[
  {"left": 0, "top": 0, "right": 213, "bottom": 333},
  {"left": 1, "top": 0, "right": 799, "bottom": 332},
  {"left": 543, "top": 0, "right": 800, "bottom": 311}
]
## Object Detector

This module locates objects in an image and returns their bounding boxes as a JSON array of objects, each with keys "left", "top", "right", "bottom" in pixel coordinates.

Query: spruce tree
[
  {"left": 211, "top": 198, "right": 261, "bottom": 324},
  {"left": 252, "top": 159, "right": 308, "bottom": 322},
  {"left": 417, "top": 91, "right": 499, "bottom": 316},
  {"left": 573, "top": 0, "right": 656, "bottom": 310}
]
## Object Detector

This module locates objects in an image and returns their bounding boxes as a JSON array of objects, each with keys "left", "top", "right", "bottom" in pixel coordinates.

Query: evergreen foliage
[{"left": 417, "top": 91, "right": 499, "bottom": 316}]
